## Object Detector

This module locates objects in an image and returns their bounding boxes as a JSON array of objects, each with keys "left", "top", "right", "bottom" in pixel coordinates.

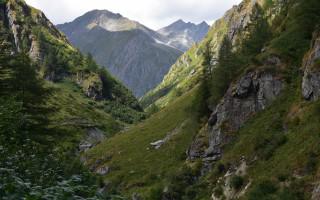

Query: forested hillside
[{"left": 0, "top": 0, "right": 144, "bottom": 198}]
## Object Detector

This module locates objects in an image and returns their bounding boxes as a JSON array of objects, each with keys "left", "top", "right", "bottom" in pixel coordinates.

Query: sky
[{"left": 25, "top": 0, "right": 242, "bottom": 30}]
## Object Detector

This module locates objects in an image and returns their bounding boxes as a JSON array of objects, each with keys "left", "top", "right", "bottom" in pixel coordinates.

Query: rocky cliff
[
  {"left": 302, "top": 30, "right": 320, "bottom": 101},
  {"left": 141, "top": 0, "right": 262, "bottom": 109},
  {"left": 0, "top": 0, "right": 141, "bottom": 109}
]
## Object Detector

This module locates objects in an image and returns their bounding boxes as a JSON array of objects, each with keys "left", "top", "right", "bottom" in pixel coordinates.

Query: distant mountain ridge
[
  {"left": 57, "top": 10, "right": 209, "bottom": 97},
  {"left": 157, "top": 19, "right": 210, "bottom": 51}
]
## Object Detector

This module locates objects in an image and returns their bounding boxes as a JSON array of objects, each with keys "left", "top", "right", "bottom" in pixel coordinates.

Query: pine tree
[{"left": 86, "top": 53, "right": 99, "bottom": 71}]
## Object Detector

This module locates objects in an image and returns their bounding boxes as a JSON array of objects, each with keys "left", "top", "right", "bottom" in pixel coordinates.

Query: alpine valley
[
  {"left": 1, "top": 0, "right": 320, "bottom": 200},
  {"left": 57, "top": 11, "right": 209, "bottom": 97}
]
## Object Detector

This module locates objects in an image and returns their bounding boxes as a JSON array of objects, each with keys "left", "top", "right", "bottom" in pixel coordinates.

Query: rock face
[
  {"left": 312, "top": 183, "right": 320, "bottom": 200},
  {"left": 187, "top": 69, "right": 283, "bottom": 161},
  {"left": 2, "top": 0, "right": 68, "bottom": 61},
  {"left": 157, "top": 19, "right": 210, "bottom": 51},
  {"left": 205, "top": 71, "right": 283, "bottom": 159},
  {"left": 302, "top": 30, "right": 320, "bottom": 101},
  {"left": 79, "top": 128, "right": 106, "bottom": 152},
  {"left": 57, "top": 10, "right": 184, "bottom": 97},
  {"left": 76, "top": 72, "right": 103, "bottom": 100},
  {"left": 142, "top": 0, "right": 264, "bottom": 109}
]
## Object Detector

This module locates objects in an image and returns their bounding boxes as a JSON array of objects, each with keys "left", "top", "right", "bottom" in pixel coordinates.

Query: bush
[
  {"left": 248, "top": 180, "right": 278, "bottom": 200},
  {"left": 215, "top": 163, "right": 226, "bottom": 174},
  {"left": 305, "top": 152, "right": 318, "bottom": 174},
  {"left": 214, "top": 186, "right": 223, "bottom": 197},
  {"left": 230, "top": 175, "right": 244, "bottom": 190}
]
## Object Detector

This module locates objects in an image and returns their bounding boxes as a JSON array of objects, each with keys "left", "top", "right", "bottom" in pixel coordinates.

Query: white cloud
[{"left": 25, "top": 0, "right": 242, "bottom": 30}]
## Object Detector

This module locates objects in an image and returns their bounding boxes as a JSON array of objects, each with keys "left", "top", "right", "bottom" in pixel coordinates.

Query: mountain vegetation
[
  {"left": 86, "top": 0, "right": 320, "bottom": 199},
  {"left": 0, "top": 0, "right": 144, "bottom": 198},
  {"left": 2, "top": 0, "right": 320, "bottom": 199}
]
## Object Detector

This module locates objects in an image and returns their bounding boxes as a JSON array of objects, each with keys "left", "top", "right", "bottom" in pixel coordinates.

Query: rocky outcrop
[
  {"left": 150, "top": 121, "right": 187, "bottom": 149},
  {"left": 212, "top": 159, "right": 250, "bottom": 200},
  {"left": 5, "top": 1, "right": 21, "bottom": 51},
  {"left": 1, "top": 0, "right": 69, "bottom": 62},
  {"left": 223, "top": 1, "right": 260, "bottom": 45},
  {"left": 79, "top": 128, "right": 106, "bottom": 152},
  {"left": 302, "top": 30, "right": 320, "bottom": 101},
  {"left": 205, "top": 71, "right": 283, "bottom": 159},
  {"left": 142, "top": 0, "right": 265, "bottom": 109},
  {"left": 312, "top": 183, "right": 320, "bottom": 200},
  {"left": 187, "top": 69, "right": 283, "bottom": 162},
  {"left": 76, "top": 72, "right": 103, "bottom": 100}
]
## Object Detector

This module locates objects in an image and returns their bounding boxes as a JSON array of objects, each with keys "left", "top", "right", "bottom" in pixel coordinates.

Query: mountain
[
  {"left": 157, "top": 19, "right": 210, "bottom": 51},
  {"left": 57, "top": 10, "right": 183, "bottom": 97},
  {"left": 0, "top": 0, "right": 144, "bottom": 198},
  {"left": 84, "top": 0, "right": 320, "bottom": 199},
  {"left": 3, "top": 0, "right": 320, "bottom": 199}
]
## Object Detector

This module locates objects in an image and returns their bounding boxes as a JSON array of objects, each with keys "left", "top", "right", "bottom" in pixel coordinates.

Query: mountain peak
[
  {"left": 199, "top": 21, "right": 209, "bottom": 26},
  {"left": 174, "top": 19, "right": 186, "bottom": 24},
  {"left": 84, "top": 9, "right": 123, "bottom": 19},
  {"left": 157, "top": 19, "right": 210, "bottom": 51}
]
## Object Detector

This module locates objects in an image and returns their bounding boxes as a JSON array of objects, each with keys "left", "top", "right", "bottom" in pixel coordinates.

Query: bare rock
[
  {"left": 132, "top": 193, "right": 142, "bottom": 200},
  {"left": 95, "top": 166, "right": 110, "bottom": 175},
  {"left": 205, "top": 71, "right": 283, "bottom": 158},
  {"left": 312, "top": 183, "right": 320, "bottom": 200},
  {"left": 302, "top": 30, "right": 320, "bottom": 101},
  {"left": 79, "top": 128, "right": 106, "bottom": 152}
]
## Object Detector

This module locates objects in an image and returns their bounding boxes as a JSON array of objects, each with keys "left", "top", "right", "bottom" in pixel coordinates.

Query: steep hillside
[
  {"left": 0, "top": 0, "right": 143, "bottom": 198},
  {"left": 158, "top": 19, "right": 210, "bottom": 51},
  {"left": 57, "top": 10, "right": 183, "bottom": 97},
  {"left": 87, "top": 0, "right": 320, "bottom": 199},
  {"left": 141, "top": 0, "right": 263, "bottom": 109}
]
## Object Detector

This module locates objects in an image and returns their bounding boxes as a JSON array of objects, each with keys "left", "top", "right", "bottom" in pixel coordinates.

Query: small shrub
[
  {"left": 230, "top": 175, "right": 244, "bottom": 190},
  {"left": 248, "top": 180, "right": 278, "bottom": 200},
  {"left": 149, "top": 186, "right": 163, "bottom": 200},
  {"left": 305, "top": 152, "right": 318, "bottom": 174},
  {"left": 216, "top": 163, "right": 226, "bottom": 174},
  {"left": 277, "top": 173, "right": 289, "bottom": 182},
  {"left": 214, "top": 186, "right": 223, "bottom": 197}
]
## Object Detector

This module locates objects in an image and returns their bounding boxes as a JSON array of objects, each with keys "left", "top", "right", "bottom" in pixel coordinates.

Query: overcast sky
[{"left": 25, "top": 0, "right": 242, "bottom": 30}]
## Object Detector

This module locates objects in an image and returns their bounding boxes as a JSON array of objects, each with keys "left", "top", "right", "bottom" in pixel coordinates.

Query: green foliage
[
  {"left": 213, "top": 186, "right": 223, "bottom": 198},
  {"left": 204, "top": 12, "right": 272, "bottom": 106},
  {"left": 254, "top": 134, "right": 288, "bottom": 160},
  {"left": 248, "top": 180, "right": 278, "bottom": 200},
  {"left": 271, "top": 0, "right": 320, "bottom": 63},
  {"left": 230, "top": 175, "right": 244, "bottom": 190},
  {"left": 0, "top": 54, "right": 106, "bottom": 199},
  {"left": 164, "top": 166, "right": 201, "bottom": 200},
  {"left": 104, "top": 100, "right": 146, "bottom": 124},
  {"left": 85, "top": 87, "right": 205, "bottom": 198},
  {"left": 205, "top": 37, "right": 239, "bottom": 105},
  {"left": 248, "top": 179, "right": 305, "bottom": 200}
]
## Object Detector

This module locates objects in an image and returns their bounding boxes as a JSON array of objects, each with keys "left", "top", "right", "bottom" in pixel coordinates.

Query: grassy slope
[
  {"left": 87, "top": 0, "right": 320, "bottom": 199},
  {"left": 194, "top": 0, "right": 320, "bottom": 199},
  {"left": 85, "top": 85, "right": 207, "bottom": 197},
  {"left": 43, "top": 80, "right": 123, "bottom": 150}
]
